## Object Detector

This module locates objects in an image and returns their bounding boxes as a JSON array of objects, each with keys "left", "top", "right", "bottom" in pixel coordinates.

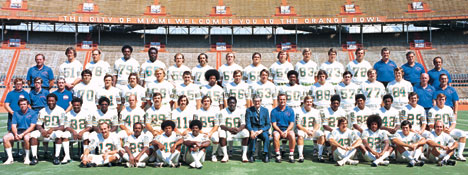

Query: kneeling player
[
  {"left": 296, "top": 96, "right": 325, "bottom": 162},
  {"left": 219, "top": 97, "right": 249, "bottom": 162},
  {"left": 359, "top": 115, "right": 392, "bottom": 167},
  {"left": 121, "top": 122, "right": 150, "bottom": 168},
  {"left": 80, "top": 122, "right": 122, "bottom": 167},
  {"left": 184, "top": 120, "right": 211, "bottom": 169},
  {"left": 62, "top": 97, "right": 92, "bottom": 164},
  {"left": 426, "top": 120, "right": 457, "bottom": 166},
  {"left": 152, "top": 120, "right": 183, "bottom": 167},
  {"left": 392, "top": 120, "right": 426, "bottom": 167},
  {"left": 328, "top": 117, "right": 362, "bottom": 166}
]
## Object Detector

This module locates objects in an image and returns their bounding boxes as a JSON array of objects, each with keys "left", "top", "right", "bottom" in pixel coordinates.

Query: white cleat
[
  {"left": 189, "top": 162, "right": 197, "bottom": 168},
  {"left": 211, "top": 155, "right": 218, "bottom": 162},
  {"left": 196, "top": 161, "right": 203, "bottom": 169},
  {"left": 23, "top": 159, "right": 31, "bottom": 165},
  {"left": 347, "top": 160, "right": 359, "bottom": 165},
  {"left": 3, "top": 159, "right": 14, "bottom": 165},
  {"left": 336, "top": 159, "right": 346, "bottom": 166},
  {"left": 61, "top": 157, "right": 71, "bottom": 164},
  {"left": 136, "top": 162, "right": 146, "bottom": 168},
  {"left": 380, "top": 160, "right": 390, "bottom": 166},
  {"left": 126, "top": 162, "right": 133, "bottom": 168},
  {"left": 457, "top": 155, "right": 466, "bottom": 161},
  {"left": 242, "top": 155, "right": 248, "bottom": 162},
  {"left": 221, "top": 156, "right": 229, "bottom": 163}
]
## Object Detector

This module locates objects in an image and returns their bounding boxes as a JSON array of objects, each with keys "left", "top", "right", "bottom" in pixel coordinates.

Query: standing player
[
  {"left": 140, "top": 48, "right": 166, "bottom": 85},
  {"left": 62, "top": 97, "right": 92, "bottom": 164},
  {"left": 426, "top": 120, "right": 457, "bottom": 166},
  {"left": 59, "top": 47, "right": 82, "bottom": 89},
  {"left": 146, "top": 68, "right": 175, "bottom": 109},
  {"left": 192, "top": 53, "right": 213, "bottom": 85},
  {"left": 173, "top": 71, "right": 201, "bottom": 110},
  {"left": 95, "top": 75, "right": 121, "bottom": 114},
  {"left": 250, "top": 69, "right": 277, "bottom": 111},
  {"left": 386, "top": 68, "right": 413, "bottom": 110},
  {"left": 145, "top": 93, "right": 171, "bottom": 137},
  {"left": 73, "top": 69, "right": 99, "bottom": 112},
  {"left": 86, "top": 49, "right": 111, "bottom": 88},
  {"left": 121, "top": 122, "right": 150, "bottom": 168},
  {"left": 296, "top": 96, "right": 325, "bottom": 162},
  {"left": 171, "top": 95, "right": 192, "bottom": 136},
  {"left": 200, "top": 69, "right": 224, "bottom": 110},
  {"left": 377, "top": 94, "right": 400, "bottom": 134},
  {"left": 346, "top": 48, "right": 372, "bottom": 85},
  {"left": 320, "top": 48, "right": 344, "bottom": 85},
  {"left": 328, "top": 118, "right": 361, "bottom": 166},
  {"left": 152, "top": 120, "right": 183, "bottom": 168},
  {"left": 80, "top": 122, "right": 122, "bottom": 167},
  {"left": 373, "top": 48, "right": 398, "bottom": 87},
  {"left": 309, "top": 70, "right": 335, "bottom": 110},
  {"left": 92, "top": 97, "right": 119, "bottom": 133},
  {"left": 271, "top": 94, "right": 296, "bottom": 163},
  {"left": 295, "top": 48, "right": 319, "bottom": 88},
  {"left": 119, "top": 73, "right": 146, "bottom": 109},
  {"left": 400, "top": 92, "right": 429, "bottom": 137},
  {"left": 349, "top": 94, "right": 375, "bottom": 134},
  {"left": 114, "top": 45, "right": 140, "bottom": 86},
  {"left": 119, "top": 95, "right": 146, "bottom": 140},
  {"left": 194, "top": 96, "right": 221, "bottom": 162},
  {"left": 243, "top": 52, "right": 268, "bottom": 85},
  {"left": 184, "top": 120, "right": 212, "bottom": 169},
  {"left": 167, "top": 53, "right": 191, "bottom": 85},
  {"left": 224, "top": 70, "right": 251, "bottom": 109},
  {"left": 269, "top": 50, "right": 294, "bottom": 86},
  {"left": 359, "top": 115, "right": 392, "bottom": 167},
  {"left": 53, "top": 78, "right": 73, "bottom": 112},
  {"left": 278, "top": 70, "right": 307, "bottom": 113},
  {"left": 392, "top": 120, "right": 426, "bottom": 167},
  {"left": 360, "top": 69, "right": 386, "bottom": 111},
  {"left": 219, "top": 52, "right": 243, "bottom": 87},
  {"left": 335, "top": 71, "right": 360, "bottom": 112}
]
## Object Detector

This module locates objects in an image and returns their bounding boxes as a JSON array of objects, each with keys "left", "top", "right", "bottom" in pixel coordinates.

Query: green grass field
[{"left": 1, "top": 112, "right": 468, "bottom": 175}]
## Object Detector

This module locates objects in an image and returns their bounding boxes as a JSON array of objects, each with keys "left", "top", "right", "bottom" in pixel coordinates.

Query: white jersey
[
  {"left": 224, "top": 81, "right": 250, "bottom": 108},
  {"left": 64, "top": 110, "right": 92, "bottom": 132},
  {"left": 219, "top": 108, "right": 246, "bottom": 128},
  {"left": 173, "top": 83, "right": 201, "bottom": 109},
  {"left": 184, "top": 133, "right": 208, "bottom": 143},
  {"left": 346, "top": 60, "right": 372, "bottom": 84},
  {"left": 360, "top": 80, "right": 386, "bottom": 106},
  {"left": 167, "top": 64, "right": 191, "bottom": 85},
  {"left": 145, "top": 80, "right": 175, "bottom": 106},
  {"left": 171, "top": 108, "right": 192, "bottom": 130},
  {"left": 73, "top": 82, "right": 99, "bottom": 112},
  {"left": 361, "top": 129, "right": 389, "bottom": 151},
  {"left": 295, "top": 60, "right": 319, "bottom": 86},
  {"left": 428, "top": 131, "right": 455, "bottom": 150},
  {"left": 269, "top": 61, "right": 294, "bottom": 85},
  {"left": 321, "top": 107, "right": 347, "bottom": 129},
  {"left": 427, "top": 106, "right": 456, "bottom": 128},
  {"left": 296, "top": 107, "right": 321, "bottom": 129},
  {"left": 119, "top": 106, "right": 145, "bottom": 129},
  {"left": 193, "top": 107, "right": 221, "bottom": 131},
  {"left": 250, "top": 81, "right": 277, "bottom": 106},
  {"left": 37, "top": 106, "right": 66, "bottom": 130},
  {"left": 219, "top": 63, "right": 243, "bottom": 86},
  {"left": 386, "top": 80, "right": 413, "bottom": 105},
  {"left": 119, "top": 84, "right": 146, "bottom": 108},
  {"left": 91, "top": 109, "right": 119, "bottom": 127},
  {"left": 309, "top": 82, "right": 335, "bottom": 108},
  {"left": 278, "top": 84, "right": 307, "bottom": 107},
  {"left": 140, "top": 60, "right": 167, "bottom": 84},
  {"left": 320, "top": 61, "right": 345, "bottom": 85},
  {"left": 85, "top": 60, "right": 112, "bottom": 87},
  {"left": 155, "top": 132, "right": 181, "bottom": 153},
  {"left": 114, "top": 57, "right": 140, "bottom": 83},
  {"left": 59, "top": 60, "right": 83, "bottom": 85},
  {"left": 394, "top": 131, "right": 422, "bottom": 145},
  {"left": 334, "top": 82, "right": 360, "bottom": 109},
  {"left": 400, "top": 104, "right": 427, "bottom": 131},
  {"left": 200, "top": 84, "right": 224, "bottom": 108},
  {"left": 145, "top": 105, "right": 172, "bottom": 131},
  {"left": 124, "top": 134, "right": 151, "bottom": 154},
  {"left": 243, "top": 64, "right": 267, "bottom": 84},
  {"left": 89, "top": 132, "right": 121, "bottom": 154},
  {"left": 377, "top": 107, "right": 400, "bottom": 128},
  {"left": 95, "top": 86, "right": 121, "bottom": 112},
  {"left": 192, "top": 64, "right": 213, "bottom": 85},
  {"left": 328, "top": 128, "right": 359, "bottom": 147},
  {"left": 349, "top": 106, "right": 376, "bottom": 130}
]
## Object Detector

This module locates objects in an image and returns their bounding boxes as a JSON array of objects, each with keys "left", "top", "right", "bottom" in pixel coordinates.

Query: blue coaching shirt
[
  {"left": 373, "top": 59, "right": 398, "bottom": 82},
  {"left": 401, "top": 62, "right": 425, "bottom": 84},
  {"left": 270, "top": 106, "right": 295, "bottom": 131},
  {"left": 53, "top": 89, "right": 73, "bottom": 110},
  {"left": 428, "top": 68, "right": 451, "bottom": 89},
  {"left": 413, "top": 84, "right": 435, "bottom": 109},
  {"left": 434, "top": 86, "right": 459, "bottom": 108},
  {"left": 12, "top": 108, "right": 38, "bottom": 130},
  {"left": 5, "top": 89, "right": 31, "bottom": 112},
  {"left": 26, "top": 65, "right": 54, "bottom": 88},
  {"left": 29, "top": 89, "right": 49, "bottom": 111}
]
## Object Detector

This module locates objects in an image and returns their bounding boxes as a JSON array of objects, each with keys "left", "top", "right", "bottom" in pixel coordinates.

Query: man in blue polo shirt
[
  {"left": 428, "top": 56, "right": 452, "bottom": 88},
  {"left": 53, "top": 77, "right": 73, "bottom": 112},
  {"left": 2, "top": 98, "right": 38, "bottom": 165},
  {"left": 26, "top": 53, "right": 54, "bottom": 90},
  {"left": 434, "top": 74, "right": 459, "bottom": 115},
  {"left": 29, "top": 77, "right": 49, "bottom": 112},
  {"left": 373, "top": 48, "right": 398, "bottom": 87},
  {"left": 401, "top": 51, "right": 426, "bottom": 86},
  {"left": 4, "top": 78, "right": 30, "bottom": 131},
  {"left": 271, "top": 93, "right": 296, "bottom": 163},
  {"left": 413, "top": 73, "right": 435, "bottom": 115}
]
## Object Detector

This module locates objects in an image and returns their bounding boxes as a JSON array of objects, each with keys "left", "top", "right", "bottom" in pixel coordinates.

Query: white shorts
[
  {"left": 122, "top": 152, "right": 149, "bottom": 163},
  {"left": 184, "top": 151, "right": 206, "bottom": 164},
  {"left": 333, "top": 148, "right": 357, "bottom": 161},
  {"left": 450, "top": 129, "right": 466, "bottom": 140},
  {"left": 396, "top": 150, "right": 415, "bottom": 163},
  {"left": 202, "top": 128, "right": 219, "bottom": 143},
  {"left": 297, "top": 130, "right": 324, "bottom": 140},
  {"left": 362, "top": 149, "right": 383, "bottom": 162},
  {"left": 218, "top": 128, "right": 249, "bottom": 141},
  {"left": 62, "top": 131, "right": 90, "bottom": 141},
  {"left": 87, "top": 153, "right": 121, "bottom": 165},
  {"left": 31, "top": 130, "right": 62, "bottom": 140}
]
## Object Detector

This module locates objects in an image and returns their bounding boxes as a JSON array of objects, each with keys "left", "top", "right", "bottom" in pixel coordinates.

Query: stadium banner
[{"left": 58, "top": 16, "right": 387, "bottom": 25}]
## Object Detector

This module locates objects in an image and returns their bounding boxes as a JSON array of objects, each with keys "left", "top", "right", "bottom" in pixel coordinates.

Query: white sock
[
  {"left": 366, "top": 151, "right": 377, "bottom": 161},
  {"left": 31, "top": 145, "right": 38, "bottom": 158},
  {"left": 289, "top": 152, "right": 294, "bottom": 157},
  {"left": 103, "top": 157, "right": 110, "bottom": 164},
  {"left": 317, "top": 144, "right": 324, "bottom": 157},
  {"left": 414, "top": 149, "right": 422, "bottom": 160},
  {"left": 458, "top": 142, "right": 465, "bottom": 157},
  {"left": 212, "top": 144, "right": 219, "bottom": 156},
  {"left": 402, "top": 151, "right": 412, "bottom": 160},
  {"left": 221, "top": 146, "right": 228, "bottom": 158},
  {"left": 25, "top": 149, "right": 30, "bottom": 160},
  {"left": 6, "top": 148, "right": 13, "bottom": 159},
  {"left": 191, "top": 151, "right": 199, "bottom": 162},
  {"left": 139, "top": 153, "right": 149, "bottom": 162},
  {"left": 63, "top": 141, "right": 70, "bottom": 158},
  {"left": 443, "top": 154, "right": 451, "bottom": 161},
  {"left": 298, "top": 145, "right": 304, "bottom": 157},
  {"left": 276, "top": 151, "right": 280, "bottom": 156},
  {"left": 172, "top": 150, "right": 180, "bottom": 164},
  {"left": 156, "top": 150, "right": 166, "bottom": 164},
  {"left": 375, "top": 151, "right": 390, "bottom": 164},
  {"left": 242, "top": 146, "right": 248, "bottom": 157},
  {"left": 55, "top": 144, "right": 62, "bottom": 157}
]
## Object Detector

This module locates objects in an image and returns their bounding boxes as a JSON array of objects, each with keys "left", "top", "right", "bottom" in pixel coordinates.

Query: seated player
[
  {"left": 184, "top": 120, "right": 212, "bottom": 169},
  {"left": 271, "top": 94, "right": 296, "bottom": 163},
  {"left": 194, "top": 96, "right": 220, "bottom": 162},
  {"left": 426, "top": 120, "right": 457, "bottom": 166},
  {"left": 91, "top": 97, "right": 119, "bottom": 133},
  {"left": 118, "top": 94, "right": 145, "bottom": 140},
  {"left": 219, "top": 97, "right": 250, "bottom": 163},
  {"left": 359, "top": 115, "right": 392, "bottom": 167},
  {"left": 145, "top": 92, "right": 171, "bottom": 161},
  {"left": 62, "top": 97, "right": 92, "bottom": 164},
  {"left": 120, "top": 122, "right": 150, "bottom": 168},
  {"left": 30, "top": 93, "right": 65, "bottom": 165},
  {"left": 328, "top": 117, "right": 362, "bottom": 166},
  {"left": 392, "top": 120, "right": 426, "bottom": 167},
  {"left": 321, "top": 95, "right": 347, "bottom": 160},
  {"left": 349, "top": 94, "right": 374, "bottom": 134},
  {"left": 296, "top": 96, "right": 325, "bottom": 162},
  {"left": 152, "top": 120, "right": 183, "bottom": 168},
  {"left": 80, "top": 122, "right": 122, "bottom": 167},
  {"left": 171, "top": 95, "right": 192, "bottom": 136}
]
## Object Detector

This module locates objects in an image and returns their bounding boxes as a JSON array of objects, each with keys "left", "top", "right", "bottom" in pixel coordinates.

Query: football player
[
  {"left": 359, "top": 115, "right": 392, "bottom": 167},
  {"left": 80, "top": 122, "right": 121, "bottom": 167},
  {"left": 91, "top": 97, "right": 119, "bottom": 133},
  {"left": 171, "top": 95, "right": 192, "bottom": 136},
  {"left": 295, "top": 48, "right": 319, "bottom": 88},
  {"left": 219, "top": 52, "right": 243, "bottom": 87},
  {"left": 121, "top": 122, "right": 150, "bottom": 168},
  {"left": 349, "top": 94, "right": 375, "bottom": 134},
  {"left": 184, "top": 120, "right": 212, "bottom": 169},
  {"left": 62, "top": 97, "right": 92, "bottom": 164},
  {"left": 269, "top": 50, "right": 294, "bottom": 86},
  {"left": 194, "top": 96, "right": 221, "bottom": 162},
  {"left": 224, "top": 70, "right": 251, "bottom": 109},
  {"left": 328, "top": 117, "right": 361, "bottom": 166},
  {"left": 119, "top": 73, "right": 146, "bottom": 109},
  {"left": 73, "top": 69, "right": 99, "bottom": 112},
  {"left": 377, "top": 94, "right": 400, "bottom": 134},
  {"left": 278, "top": 70, "right": 307, "bottom": 114},
  {"left": 219, "top": 97, "right": 249, "bottom": 162},
  {"left": 386, "top": 68, "right": 413, "bottom": 110},
  {"left": 392, "top": 120, "right": 426, "bottom": 167},
  {"left": 95, "top": 74, "right": 121, "bottom": 114},
  {"left": 361, "top": 69, "right": 386, "bottom": 111},
  {"left": 192, "top": 53, "right": 214, "bottom": 85},
  {"left": 173, "top": 71, "right": 201, "bottom": 110},
  {"left": 243, "top": 52, "right": 268, "bottom": 85},
  {"left": 86, "top": 49, "right": 112, "bottom": 87},
  {"left": 310, "top": 70, "right": 335, "bottom": 110},
  {"left": 119, "top": 95, "right": 145, "bottom": 140},
  {"left": 145, "top": 68, "right": 175, "bottom": 109},
  {"left": 201, "top": 69, "right": 224, "bottom": 110},
  {"left": 334, "top": 71, "right": 360, "bottom": 113},
  {"left": 152, "top": 120, "right": 183, "bottom": 168},
  {"left": 296, "top": 96, "right": 325, "bottom": 162},
  {"left": 400, "top": 92, "right": 430, "bottom": 138},
  {"left": 167, "top": 53, "right": 190, "bottom": 85},
  {"left": 319, "top": 48, "right": 344, "bottom": 85},
  {"left": 250, "top": 69, "right": 278, "bottom": 111},
  {"left": 426, "top": 120, "right": 457, "bottom": 166},
  {"left": 346, "top": 48, "right": 372, "bottom": 85},
  {"left": 140, "top": 47, "right": 166, "bottom": 86},
  {"left": 58, "top": 47, "right": 82, "bottom": 89},
  {"left": 113, "top": 45, "right": 140, "bottom": 86}
]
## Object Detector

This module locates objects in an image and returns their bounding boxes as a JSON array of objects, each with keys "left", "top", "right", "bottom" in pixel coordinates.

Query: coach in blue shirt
[
  {"left": 271, "top": 93, "right": 295, "bottom": 163},
  {"left": 4, "top": 78, "right": 30, "bottom": 131},
  {"left": 373, "top": 48, "right": 398, "bottom": 87},
  {"left": 401, "top": 51, "right": 426, "bottom": 85},
  {"left": 53, "top": 78, "right": 73, "bottom": 112},
  {"left": 29, "top": 77, "right": 49, "bottom": 112},
  {"left": 413, "top": 73, "right": 435, "bottom": 114},
  {"left": 433, "top": 74, "right": 459, "bottom": 114},
  {"left": 428, "top": 56, "right": 451, "bottom": 88},
  {"left": 246, "top": 95, "right": 271, "bottom": 163},
  {"left": 26, "top": 53, "right": 54, "bottom": 90}
]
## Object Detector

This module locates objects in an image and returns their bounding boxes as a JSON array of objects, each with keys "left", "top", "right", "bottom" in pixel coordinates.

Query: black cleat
[
  {"left": 288, "top": 156, "right": 295, "bottom": 163},
  {"left": 317, "top": 156, "right": 325, "bottom": 163},
  {"left": 249, "top": 156, "right": 255, "bottom": 163},
  {"left": 30, "top": 156, "right": 38, "bottom": 166},
  {"left": 415, "top": 160, "right": 424, "bottom": 167},
  {"left": 371, "top": 162, "right": 378, "bottom": 167},
  {"left": 262, "top": 153, "right": 269, "bottom": 163},
  {"left": 447, "top": 160, "right": 456, "bottom": 166},
  {"left": 298, "top": 157, "right": 304, "bottom": 163},
  {"left": 53, "top": 157, "right": 60, "bottom": 165},
  {"left": 79, "top": 162, "right": 86, "bottom": 168},
  {"left": 275, "top": 155, "right": 282, "bottom": 163},
  {"left": 87, "top": 163, "right": 97, "bottom": 167}
]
